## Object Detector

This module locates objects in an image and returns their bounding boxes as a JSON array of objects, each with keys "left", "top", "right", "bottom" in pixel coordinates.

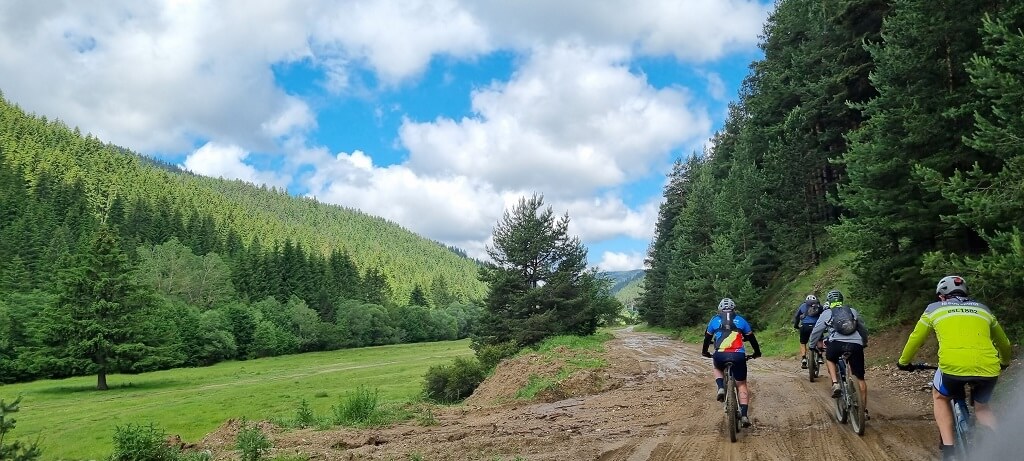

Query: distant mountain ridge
[{"left": 602, "top": 269, "right": 645, "bottom": 293}]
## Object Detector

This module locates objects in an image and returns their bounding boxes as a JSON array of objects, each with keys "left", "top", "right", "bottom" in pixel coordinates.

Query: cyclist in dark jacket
[
  {"left": 811, "top": 289, "right": 870, "bottom": 418},
  {"left": 793, "top": 294, "right": 823, "bottom": 369}
]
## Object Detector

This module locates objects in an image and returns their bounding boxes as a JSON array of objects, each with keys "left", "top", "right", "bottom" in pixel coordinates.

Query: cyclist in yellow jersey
[{"left": 897, "top": 275, "right": 1012, "bottom": 460}]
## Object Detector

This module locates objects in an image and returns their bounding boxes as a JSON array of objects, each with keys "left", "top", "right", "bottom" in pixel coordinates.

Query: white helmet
[
  {"left": 936, "top": 275, "right": 968, "bottom": 296},
  {"left": 805, "top": 294, "right": 818, "bottom": 304},
  {"left": 718, "top": 298, "right": 736, "bottom": 312}
]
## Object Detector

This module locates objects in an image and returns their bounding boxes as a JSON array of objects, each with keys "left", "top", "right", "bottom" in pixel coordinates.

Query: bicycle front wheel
[
  {"left": 726, "top": 377, "right": 738, "bottom": 443},
  {"left": 848, "top": 377, "right": 865, "bottom": 435}
]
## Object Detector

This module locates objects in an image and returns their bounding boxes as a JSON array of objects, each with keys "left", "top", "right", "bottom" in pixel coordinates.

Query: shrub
[
  {"left": 293, "top": 399, "right": 316, "bottom": 428},
  {"left": 110, "top": 423, "right": 178, "bottom": 461},
  {"left": 422, "top": 356, "right": 485, "bottom": 403},
  {"left": 473, "top": 341, "right": 519, "bottom": 371},
  {"left": 331, "top": 386, "right": 380, "bottom": 425},
  {"left": 236, "top": 421, "right": 272, "bottom": 461}
]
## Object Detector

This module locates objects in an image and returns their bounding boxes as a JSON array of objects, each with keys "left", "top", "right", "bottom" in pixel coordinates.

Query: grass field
[{"left": 0, "top": 339, "right": 473, "bottom": 460}]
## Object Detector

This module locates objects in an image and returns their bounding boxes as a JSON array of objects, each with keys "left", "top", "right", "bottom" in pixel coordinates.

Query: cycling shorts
[
  {"left": 933, "top": 370, "right": 998, "bottom": 403},
  {"left": 799, "top": 324, "right": 815, "bottom": 344},
  {"left": 713, "top": 351, "right": 748, "bottom": 381},
  {"left": 825, "top": 341, "right": 865, "bottom": 380}
]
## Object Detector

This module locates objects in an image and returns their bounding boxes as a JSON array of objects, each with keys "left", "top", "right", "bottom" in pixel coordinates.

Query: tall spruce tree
[
  {"left": 833, "top": 0, "right": 1001, "bottom": 307},
  {"left": 638, "top": 158, "right": 691, "bottom": 326},
  {"left": 922, "top": 4, "right": 1024, "bottom": 333},
  {"left": 476, "top": 194, "right": 617, "bottom": 346},
  {"left": 36, "top": 226, "right": 167, "bottom": 390}
]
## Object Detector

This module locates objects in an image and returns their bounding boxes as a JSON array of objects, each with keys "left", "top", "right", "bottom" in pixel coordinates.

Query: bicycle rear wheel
[
  {"left": 848, "top": 376, "right": 865, "bottom": 435},
  {"left": 726, "top": 375, "right": 738, "bottom": 443}
]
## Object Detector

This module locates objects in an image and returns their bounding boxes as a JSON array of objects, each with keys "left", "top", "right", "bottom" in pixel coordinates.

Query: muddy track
[{"left": 201, "top": 329, "right": 942, "bottom": 460}]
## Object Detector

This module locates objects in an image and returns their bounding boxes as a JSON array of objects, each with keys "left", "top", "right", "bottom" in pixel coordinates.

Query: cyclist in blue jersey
[
  {"left": 793, "top": 294, "right": 824, "bottom": 369},
  {"left": 702, "top": 298, "right": 762, "bottom": 427}
]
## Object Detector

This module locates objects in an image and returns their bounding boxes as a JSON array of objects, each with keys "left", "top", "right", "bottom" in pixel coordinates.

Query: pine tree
[
  {"left": 476, "top": 194, "right": 616, "bottom": 346},
  {"left": 408, "top": 284, "right": 429, "bottom": 307},
  {"left": 833, "top": 0, "right": 1002, "bottom": 306},
  {"left": 0, "top": 396, "right": 43, "bottom": 461},
  {"left": 36, "top": 227, "right": 167, "bottom": 390}
]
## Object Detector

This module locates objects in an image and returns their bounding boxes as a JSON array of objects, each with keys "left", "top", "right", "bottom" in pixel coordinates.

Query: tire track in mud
[{"left": 604, "top": 330, "right": 939, "bottom": 461}]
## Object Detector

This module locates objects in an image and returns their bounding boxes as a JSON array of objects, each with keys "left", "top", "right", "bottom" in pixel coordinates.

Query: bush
[
  {"left": 293, "top": 399, "right": 316, "bottom": 428},
  {"left": 422, "top": 356, "right": 485, "bottom": 403},
  {"left": 236, "top": 421, "right": 272, "bottom": 461},
  {"left": 473, "top": 341, "right": 519, "bottom": 371},
  {"left": 110, "top": 423, "right": 178, "bottom": 461},
  {"left": 331, "top": 386, "right": 380, "bottom": 425}
]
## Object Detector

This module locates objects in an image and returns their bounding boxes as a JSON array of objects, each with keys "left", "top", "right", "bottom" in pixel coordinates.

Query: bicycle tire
[
  {"left": 952, "top": 399, "right": 971, "bottom": 458},
  {"left": 726, "top": 373, "right": 738, "bottom": 443},
  {"left": 848, "top": 376, "right": 865, "bottom": 435},
  {"left": 833, "top": 358, "right": 849, "bottom": 424},
  {"left": 808, "top": 349, "right": 819, "bottom": 382}
]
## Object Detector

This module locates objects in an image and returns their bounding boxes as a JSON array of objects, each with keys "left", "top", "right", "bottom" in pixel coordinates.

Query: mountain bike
[
  {"left": 719, "top": 356, "right": 756, "bottom": 442},
  {"left": 833, "top": 351, "right": 865, "bottom": 435},
  {"left": 904, "top": 363, "right": 974, "bottom": 460}
]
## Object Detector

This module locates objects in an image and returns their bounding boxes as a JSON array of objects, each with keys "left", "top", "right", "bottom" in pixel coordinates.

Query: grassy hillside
[
  {"left": 0, "top": 340, "right": 473, "bottom": 460},
  {"left": 0, "top": 94, "right": 486, "bottom": 303}
]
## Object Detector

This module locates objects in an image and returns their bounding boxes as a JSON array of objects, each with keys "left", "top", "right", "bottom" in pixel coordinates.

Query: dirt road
[{"left": 201, "top": 329, "right": 943, "bottom": 460}]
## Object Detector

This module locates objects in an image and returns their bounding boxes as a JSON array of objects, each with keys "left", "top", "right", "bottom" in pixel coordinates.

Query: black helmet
[
  {"left": 825, "top": 289, "right": 844, "bottom": 306},
  {"left": 936, "top": 275, "right": 968, "bottom": 297}
]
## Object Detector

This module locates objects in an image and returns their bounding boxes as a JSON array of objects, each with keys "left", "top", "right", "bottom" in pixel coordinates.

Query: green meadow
[{"left": 0, "top": 339, "right": 473, "bottom": 460}]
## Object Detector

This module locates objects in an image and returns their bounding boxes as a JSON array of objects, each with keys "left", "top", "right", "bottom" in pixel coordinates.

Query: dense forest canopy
[
  {"left": 640, "top": 0, "right": 1024, "bottom": 337},
  {"left": 0, "top": 92, "right": 490, "bottom": 384}
]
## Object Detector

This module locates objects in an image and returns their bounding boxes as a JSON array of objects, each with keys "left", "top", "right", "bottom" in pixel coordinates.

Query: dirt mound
[{"left": 466, "top": 346, "right": 621, "bottom": 406}]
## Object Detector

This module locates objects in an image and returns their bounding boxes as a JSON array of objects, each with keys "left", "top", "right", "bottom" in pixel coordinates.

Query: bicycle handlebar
[{"left": 902, "top": 362, "right": 938, "bottom": 371}]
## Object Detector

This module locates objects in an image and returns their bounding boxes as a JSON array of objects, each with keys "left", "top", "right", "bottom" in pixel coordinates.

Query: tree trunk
[{"left": 97, "top": 370, "right": 108, "bottom": 390}]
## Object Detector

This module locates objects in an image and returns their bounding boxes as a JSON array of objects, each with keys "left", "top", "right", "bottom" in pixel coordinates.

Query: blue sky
[{"left": 0, "top": 0, "right": 773, "bottom": 271}]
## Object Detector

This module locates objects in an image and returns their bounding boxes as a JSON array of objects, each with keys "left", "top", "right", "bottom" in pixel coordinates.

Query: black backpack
[
  {"left": 805, "top": 302, "right": 823, "bottom": 317},
  {"left": 829, "top": 305, "right": 858, "bottom": 335},
  {"left": 717, "top": 310, "right": 736, "bottom": 332}
]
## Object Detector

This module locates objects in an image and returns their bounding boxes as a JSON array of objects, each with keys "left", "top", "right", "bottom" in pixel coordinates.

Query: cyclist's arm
[
  {"left": 793, "top": 305, "right": 805, "bottom": 328},
  {"left": 897, "top": 315, "right": 933, "bottom": 366},
  {"left": 855, "top": 312, "right": 869, "bottom": 347},
  {"left": 702, "top": 333, "right": 714, "bottom": 356},
  {"left": 743, "top": 332, "right": 762, "bottom": 357},
  {"left": 809, "top": 311, "right": 829, "bottom": 348},
  {"left": 992, "top": 321, "right": 1012, "bottom": 366}
]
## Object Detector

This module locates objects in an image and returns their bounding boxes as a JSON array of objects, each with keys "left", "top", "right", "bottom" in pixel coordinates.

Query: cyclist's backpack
[
  {"left": 829, "top": 305, "right": 858, "bottom": 335},
  {"left": 805, "top": 302, "right": 823, "bottom": 317},
  {"left": 717, "top": 310, "right": 736, "bottom": 332}
]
